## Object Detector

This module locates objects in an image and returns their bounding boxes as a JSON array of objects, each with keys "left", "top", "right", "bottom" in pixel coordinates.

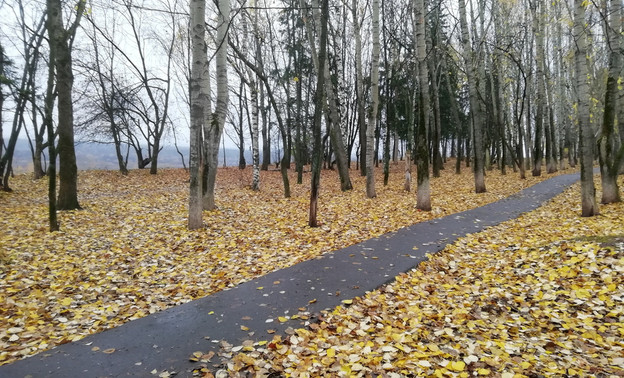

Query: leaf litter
[
  {"left": 0, "top": 163, "right": 587, "bottom": 367},
  {"left": 222, "top": 177, "right": 624, "bottom": 377}
]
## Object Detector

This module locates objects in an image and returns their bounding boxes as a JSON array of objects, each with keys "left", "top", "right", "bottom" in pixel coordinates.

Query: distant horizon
[{"left": 8, "top": 138, "right": 256, "bottom": 174}]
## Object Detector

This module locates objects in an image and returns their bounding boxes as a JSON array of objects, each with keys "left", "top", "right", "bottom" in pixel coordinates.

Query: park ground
[
  {"left": 0, "top": 162, "right": 622, "bottom": 377},
  {"left": 220, "top": 175, "right": 624, "bottom": 377}
]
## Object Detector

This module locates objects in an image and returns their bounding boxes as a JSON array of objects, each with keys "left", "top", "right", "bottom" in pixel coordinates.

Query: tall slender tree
[
  {"left": 309, "top": 0, "right": 329, "bottom": 227},
  {"left": 203, "top": 0, "right": 230, "bottom": 210},
  {"left": 45, "top": 34, "right": 58, "bottom": 231},
  {"left": 574, "top": 0, "right": 599, "bottom": 217},
  {"left": 531, "top": 0, "right": 545, "bottom": 177},
  {"left": 189, "top": 0, "right": 208, "bottom": 229},
  {"left": 47, "top": 0, "right": 85, "bottom": 210},
  {"left": 458, "top": 0, "right": 486, "bottom": 193},
  {"left": 366, "top": 0, "right": 380, "bottom": 199},
  {"left": 352, "top": 0, "right": 367, "bottom": 177},
  {"left": 305, "top": 0, "right": 352, "bottom": 192},
  {"left": 598, "top": 0, "right": 623, "bottom": 204},
  {"left": 414, "top": 0, "right": 431, "bottom": 210}
]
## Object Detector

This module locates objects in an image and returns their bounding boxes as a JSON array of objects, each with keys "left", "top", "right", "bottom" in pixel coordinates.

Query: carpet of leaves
[
  {"left": 0, "top": 163, "right": 572, "bottom": 365},
  {"left": 224, "top": 177, "right": 624, "bottom": 377}
]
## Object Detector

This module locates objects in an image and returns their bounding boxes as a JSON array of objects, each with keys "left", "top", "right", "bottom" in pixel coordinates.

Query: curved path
[{"left": 1, "top": 172, "right": 582, "bottom": 377}]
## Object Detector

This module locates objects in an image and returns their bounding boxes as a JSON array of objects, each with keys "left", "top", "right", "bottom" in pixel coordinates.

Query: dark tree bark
[
  {"left": 309, "top": 0, "right": 329, "bottom": 227},
  {"left": 459, "top": 0, "right": 486, "bottom": 193},
  {"left": 44, "top": 24, "right": 59, "bottom": 231},
  {"left": 574, "top": 0, "right": 599, "bottom": 217},
  {"left": 414, "top": 0, "right": 431, "bottom": 210},
  {"left": 599, "top": 0, "right": 623, "bottom": 204},
  {"left": 47, "top": 0, "right": 85, "bottom": 210},
  {"left": 531, "top": 1, "right": 545, "bottom": 177}
]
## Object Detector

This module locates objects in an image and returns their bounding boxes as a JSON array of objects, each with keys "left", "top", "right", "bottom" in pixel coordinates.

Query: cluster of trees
[{"left": 1, "top": 0, "right": 623, "bottom": 232}]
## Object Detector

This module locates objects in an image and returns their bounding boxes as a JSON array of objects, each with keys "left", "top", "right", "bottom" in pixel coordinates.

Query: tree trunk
[
  {"left": 307, "top": 0, "right": 352, "bottom": 192},
  {"left": 261, "top": 119, "right": 270, "bottom": 170},
  {"left": 247, "top": 5, "right": 261, "bottom": 190},
  {"left": 429, "top": 4, "right": 443, "bottom": 178},
  {"left": 44, "top": 20, "right": 59, "bottom": 231},
  {"left": 188, "top": 0, "right": 208, "bottom": 230},
  {"left": 150, "top": 137, "right": 161, "bottom": 175},
  {"left": 531, "top": 1, "right": 545, "bottom": 177},
  {"left": 250, "top": 76, "right": 260, "bottom": 191},
  {"left": 383, "top": 52, "right": 394, "bottom": 186},
  {"left": 352, "top": 0, "right": 367, "bottom": 178},
  {"left": 309, "top": 0, "right": 329, "bottom": 227},
  {"left": 366, "top": 0, "right": 380, "bottom": 199},
  {"left": 203, "top": 0, "right": 230, "bottom": 210},
  {"left": 430, "top": 64, "right": 443, "bottom": 178},
  {"left": 459, "top": 0, "right": 486, "bottom": 193},
  {"left": 405, "top": 94, "right": 414, "bottom": 191},
  {"left": 0, "top": 43, "right": 4, "bottom": 169},
  {"left": 599, "top": 0, "right": 623, "bottom": 204},
  {"left": 414, "top": 0, "right": 431, "bottom": 210},
  {"left": 574, "top": 0, "right": 599, "bottom": 217},
  {"left": 48, "top": 0, "right": 84, "bottom": 210}
]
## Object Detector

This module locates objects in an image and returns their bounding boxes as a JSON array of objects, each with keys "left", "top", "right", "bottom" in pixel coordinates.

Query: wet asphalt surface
[{"left": 0, "top": 172, "right": 582, "bottom": 377}]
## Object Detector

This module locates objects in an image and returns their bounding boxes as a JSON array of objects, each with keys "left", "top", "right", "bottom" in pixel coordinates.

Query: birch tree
[
  {"left": 366, "top": 0, "right": 380, "bottom": 199},
  {"left": 251, "top": 6, "right": 261, "bottom": 191},
  {"left": 352, "top": 0, "right": 367, "bottom": 177}
]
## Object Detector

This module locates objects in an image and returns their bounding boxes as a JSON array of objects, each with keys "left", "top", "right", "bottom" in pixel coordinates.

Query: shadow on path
[{"left": 0, "top": 172, "right": 582, "bottom": 377}]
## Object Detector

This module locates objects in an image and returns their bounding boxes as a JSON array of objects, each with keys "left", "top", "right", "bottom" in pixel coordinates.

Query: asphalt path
[{"left": 0, "top": 172, "right": 583, "bottom": 377}]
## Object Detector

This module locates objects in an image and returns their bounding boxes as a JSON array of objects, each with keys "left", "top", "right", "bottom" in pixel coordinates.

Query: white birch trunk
[
  {"left": 250, "top": 74, "right": 260, "bottom": 191},
  {"left": 250, "top": 3, "right": 260, "bottom": 191},
  {"left": 353, "top": 0, "right": 367, "bottom": 177},
  {"left": 366, "top": 0, "right": 380, "bottom": 199}
]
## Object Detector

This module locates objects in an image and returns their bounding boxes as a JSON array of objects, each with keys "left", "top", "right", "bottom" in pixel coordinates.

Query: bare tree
[
  {"left": 203, "top": 0, "right": 230, "bottom": 210},
  {"left": 309, "top": 0, "right": 329, "bottom": 227},
  {"left": 366, "top": 0, "right": 380, "bottom": 199},
  {"left": 189, "top": 0, "right": 208, "bottom": 229},
  {"left": 47, "top": 0, "right": 85, "bottom": 210},
  {"left": 414, "top": 0, "right": 430, "bottom": 210},
  {"left": 458, "top": 0, "right": 486, "bottom": 193},
  {"left": 598, "top": 0, "right": 623, "bottom": 204},
  {"left": 574, "top": 0, "right": 598, "bottom": 217},
  {"left": 352, "top": 0, "right": 366, "bottom": 177},
  {"left": 81, "top": 17, "right": 130, "bottom": 175},
  {"left": 531, "top": 0, "right": 546, "bottom": 177},
  {"left": 0, "top": 9, "right": 46, "bottom": 189}
]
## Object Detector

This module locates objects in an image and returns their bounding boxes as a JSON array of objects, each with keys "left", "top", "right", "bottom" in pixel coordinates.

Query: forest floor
[{"left": 0, "top": 162, "right": 621, "bottom": 374}]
